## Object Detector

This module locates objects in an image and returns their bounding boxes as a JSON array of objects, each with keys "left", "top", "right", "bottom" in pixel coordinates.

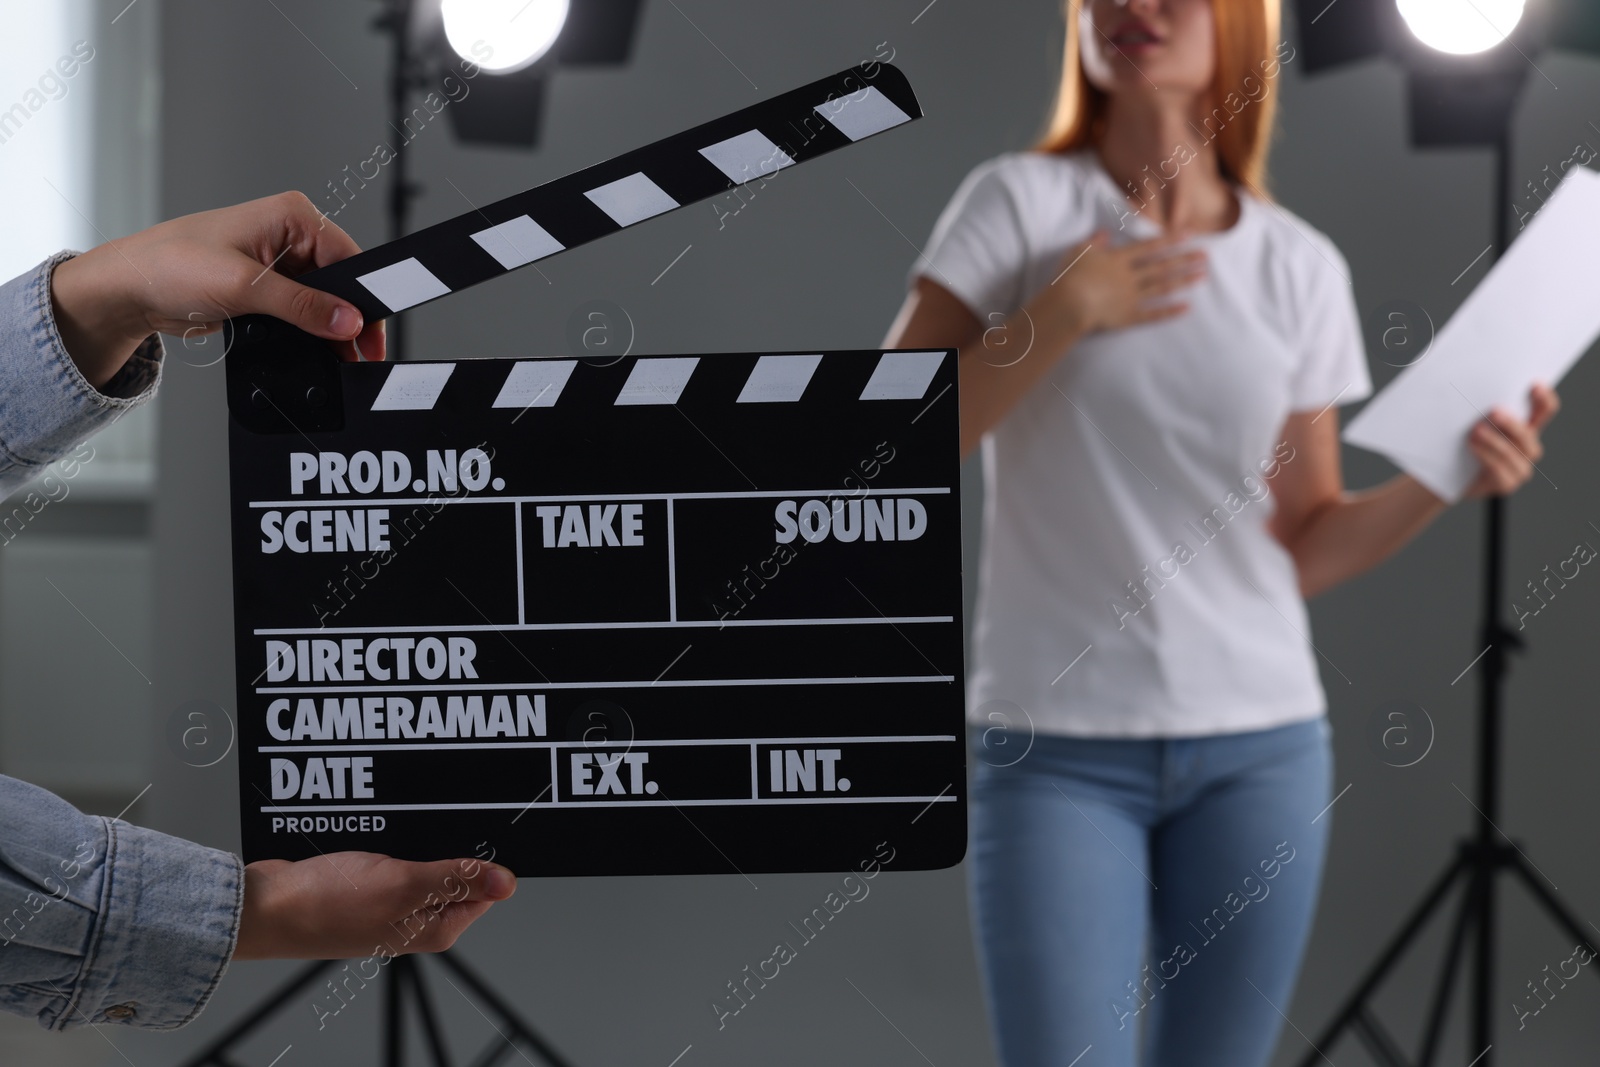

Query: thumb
[
  {"left": 443, "top": 858, "right": 517, "bottom": 902},
  {"left": 250, "top": 269, "right": 365, "bottom": 341}
]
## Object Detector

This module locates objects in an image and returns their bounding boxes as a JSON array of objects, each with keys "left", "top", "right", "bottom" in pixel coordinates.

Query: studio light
[
  {"left": 1298, "top": 0, "right": 1600, "bottom": 77},
  {"left": 1294, "top": 0, "right": 1552, "bottom": 145},
  {"left": 1396, "top": 0, "right": 1525, "bottom": 55},
  {"left": 368, "top": 0, "right": 646, "bottom": 360},
  {"left": 441, "top": 0, "right": 570, "bottom": 73},
  {"left": 419, "top": 0, "right": 644, "bottom": 147}
]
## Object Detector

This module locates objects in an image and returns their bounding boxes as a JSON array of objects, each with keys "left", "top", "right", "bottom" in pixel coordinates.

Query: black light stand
[
  {"left": 178, "top": 953, "right": 576, "bottom": 1067},
  {"left": 374, "top": 0, "right": 425, "bottom": 363},
  {"left": 1298, "top": 133, "right": 1599, "bottom": 1067},
  {"left": 1291, "top": 5, "right": 1600, "bottom": 1064},
  {"left": 185, "top": 5, "right": 579, "bottom": 1063}
]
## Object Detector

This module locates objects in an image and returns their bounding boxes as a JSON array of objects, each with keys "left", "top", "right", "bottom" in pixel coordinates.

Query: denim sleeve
[
  {"left": 0, "top": 775, "right": 244, "bottom": 1030},
  {"left": 0, "top": 251, "right": 163, "bottom": 502}
]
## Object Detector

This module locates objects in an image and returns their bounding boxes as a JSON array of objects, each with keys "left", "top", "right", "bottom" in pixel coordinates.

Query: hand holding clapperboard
[
  {"left": 225, "top": 64, "right": 970, "bottom": 876},
  {"left": 1344, "top": 167, "right": 1600, "bottom": 499}
]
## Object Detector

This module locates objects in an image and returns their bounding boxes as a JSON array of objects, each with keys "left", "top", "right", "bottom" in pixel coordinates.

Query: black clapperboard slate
[{"left": 224, "top": 64, "right": 966, "bottom": 875}]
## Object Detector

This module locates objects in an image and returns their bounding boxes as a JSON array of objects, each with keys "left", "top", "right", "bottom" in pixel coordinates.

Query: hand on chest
[{"left": 1047, "top": 278, "right": 1295, "bottom": 468}]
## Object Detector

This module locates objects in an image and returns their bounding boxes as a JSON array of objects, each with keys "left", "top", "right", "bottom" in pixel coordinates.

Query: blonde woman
[{"left": 884, "top": 1, "right": 1557, "bottom": 1063}]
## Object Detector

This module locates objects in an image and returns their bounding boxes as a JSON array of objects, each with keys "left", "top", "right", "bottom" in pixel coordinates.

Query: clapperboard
[{"left": 225, "top": 64, "right": 966, "bottom": 875}]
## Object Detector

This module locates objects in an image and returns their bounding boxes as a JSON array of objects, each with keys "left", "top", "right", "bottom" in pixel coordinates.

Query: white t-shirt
[{"left": 916, "top": 150, "right": 1372, "bottom": 738}]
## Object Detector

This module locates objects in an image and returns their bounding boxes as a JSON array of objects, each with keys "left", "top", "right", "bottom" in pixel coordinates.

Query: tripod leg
[
  {"left": 1350, "top": 1007, "right": 1411, "bottom": 1067},
  {"left": 433, "top": 949, "right": 578, "bottom": 1067},
  {"left": 1508, "top": 859, "right": 1600, "bottom": 972},
  {"left": 467, "top": 1042, "right": 521, "bottom": 1067},
  {"left": 176, "top": 961, "right": 337, "bottom": 1067},
  {"left": 1295, "top": 852, "right": 1469, "bottom": 1067},
  {"left": 387, "top": 956, "right": 408, "bottom": 1067},
  {"left": 408, "top": 957, "right": 456, "bottom": 1067},
  {"left": 1417, "top": 870, "right": 1480, "bottom": 1067},
  {"left": 1474, "top": 866, "right": 1494, "bottom": 1067}
]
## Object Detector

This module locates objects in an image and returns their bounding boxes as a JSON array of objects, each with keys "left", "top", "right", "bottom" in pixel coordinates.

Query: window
[{"left": 0, "top": 0, "right": 161, "bottom": 491}]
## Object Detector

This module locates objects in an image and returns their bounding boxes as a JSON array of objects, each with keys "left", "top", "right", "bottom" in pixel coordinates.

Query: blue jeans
[{"left": 967, "top": 717, "right": 1333, "bottom": 1067}]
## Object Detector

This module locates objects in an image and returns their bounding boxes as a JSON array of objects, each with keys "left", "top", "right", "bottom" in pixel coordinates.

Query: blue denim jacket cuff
[
  {"left": 60, "top": 820, "right": 243, "bottom": 1030},
  {"left": 0, "top": 252, "right": 163, "bottom": 486}
]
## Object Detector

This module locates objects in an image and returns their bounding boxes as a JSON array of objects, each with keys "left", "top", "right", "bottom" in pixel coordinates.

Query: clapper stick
[
  {"left": 226, "top": 62, "right": 921, "bottom": 433},
  {"left": 305, "top": 62, "right": 921, "bottom": 322}
]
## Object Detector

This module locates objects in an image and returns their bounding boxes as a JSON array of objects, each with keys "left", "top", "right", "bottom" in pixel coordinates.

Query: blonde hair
[{"left": 1035, "top": 0, "right": 1282, "bottom": 193}]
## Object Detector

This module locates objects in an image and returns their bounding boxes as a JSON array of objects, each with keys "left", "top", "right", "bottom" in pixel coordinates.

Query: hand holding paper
[
  {"left": 1344, "top": 166, "right": 1600, "bottom": 501},
  {"left": 1460, "top": 384, "right": 1560, "bottom": 498}
]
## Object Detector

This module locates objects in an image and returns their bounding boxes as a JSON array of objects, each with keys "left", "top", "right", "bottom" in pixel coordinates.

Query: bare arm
[
  {"left": 882, "top": 277, "right": 1046, "bottom": 456},
  {"left": 1269, "top": 385, "right": 1560, "bottom": 597}
]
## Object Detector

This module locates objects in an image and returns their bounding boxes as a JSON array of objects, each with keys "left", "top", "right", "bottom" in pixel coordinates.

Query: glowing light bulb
[
  {"left": 442, "top": 0, "right": 570, "bottom": 74},
  {"left": 1397, "top": 0, "right": 1525, "bottom": 55}
]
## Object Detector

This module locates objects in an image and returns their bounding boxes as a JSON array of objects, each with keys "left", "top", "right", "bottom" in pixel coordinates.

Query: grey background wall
[
  {"left": 5, "top": 0, "right": 1600, "bottom": 1063},
  {"left": 0, "top": 0, "right": 161, "bottom": 814}
]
